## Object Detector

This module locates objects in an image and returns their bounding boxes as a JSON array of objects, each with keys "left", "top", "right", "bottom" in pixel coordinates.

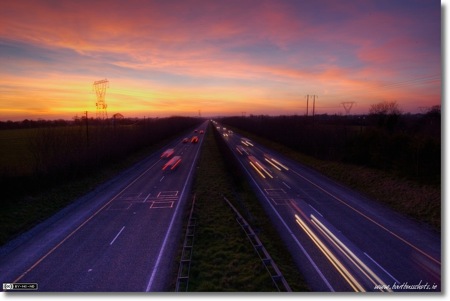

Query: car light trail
[
  {"left": 162, "top": 156, "right": 182, "bottom": 170},
  {"left": 161, "top": 148, "right": 174, "bottom": 158},
  {"left": 171, "top": 158, "right": 181, "bottom": 170},
  {"left": 272, "top": 159, "right": 289, "bottom": 170},
  {"left": 311, "top": 215, "right": 392, "bottom": 292},
  {"left": 255, "top": 161, "right": 273, "bottom": 178},
  {"left": 249, "top": 161, "right": 266, "bottom": 178},
  {"left": 264, "top": 154, "right": 289, "bottom": 171},
  {"left": 290, "top": 168, "right": 440, "bottom": 267},
  {"left": 265, "top": 158, "right": 282, "bottom": 171},
  {"left": 241, "top": 138, "right": 254, "bottom": 146},
  {"left": 236, "top": 145, "right": 248, "bottom": 156},
  {"left": 295, "top": 214, "right": 365, "bottom": 292},
  {"left": 249, "top": 156, "right": 273, "bottom": 179}
]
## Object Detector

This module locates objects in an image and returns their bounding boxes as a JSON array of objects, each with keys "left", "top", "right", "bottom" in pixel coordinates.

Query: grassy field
[
  {"left": 0, "top": 128, "right": 35, "bottom": 176},
  {"left": 182, "top": 124, "right": 309, "bottom": 292}
]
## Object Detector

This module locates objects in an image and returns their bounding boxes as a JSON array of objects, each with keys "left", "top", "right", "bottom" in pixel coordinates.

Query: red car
[
  {"left": 162, "top": 156, "right": 182, "bottom": 170},
  {"left": 161, "top": 148, "right": 175, "bottom": 158}
]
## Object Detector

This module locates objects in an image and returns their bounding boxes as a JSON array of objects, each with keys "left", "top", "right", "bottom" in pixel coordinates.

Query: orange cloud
[{"left": 0, "top": 0, "right": 441, "bottom": 120}]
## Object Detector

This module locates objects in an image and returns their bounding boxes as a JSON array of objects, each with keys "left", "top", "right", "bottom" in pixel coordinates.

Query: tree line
[{"left": 221, "top": 105, "right": 440, "bottom": 186}]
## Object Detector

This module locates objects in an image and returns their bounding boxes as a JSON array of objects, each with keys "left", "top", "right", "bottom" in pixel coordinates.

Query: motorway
[
  {"left": 215, "top": 122, "right": 441, "bottom": 292},
  {"left": 0, "top": 121, "right": 208, "bottom": 292}
]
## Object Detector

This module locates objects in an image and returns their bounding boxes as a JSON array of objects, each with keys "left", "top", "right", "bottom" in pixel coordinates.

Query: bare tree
[
  {"left": 369, "top": 101, "right": 401, "bottom": 115},
  {"left": 368, "top": 101, "right": 402, "bottom": 130}
]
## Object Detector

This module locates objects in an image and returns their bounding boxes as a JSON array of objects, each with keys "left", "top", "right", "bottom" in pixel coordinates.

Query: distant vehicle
[
  {"left": 241, "top": 138, "right": 254, "bottom": 147},
  {"left": 200, "top": 130, "right": 204, "bottom": 134},
  {"left": 263, "top": 153, "right": 289, "bottom": 171},
  {"left": 248, "top": 156, "right": 273, "bottom": 179},
  {"left": 236, "top": 145, "right": 249, "bottom": 156},
  {"left": 191, "top": 136, "right": 199, "bottom": 143},
  {"left": 161, "top": 148, "right": 175, "bottom": 158},
  {"left": 182, "top": 138, "right": 189, "bottom": 143},
  {"left": 162, "top": 156, "right": 182, "bottom": 170},
  {"left": 194, "top": 129, "right": 198, "bottom": 133}
]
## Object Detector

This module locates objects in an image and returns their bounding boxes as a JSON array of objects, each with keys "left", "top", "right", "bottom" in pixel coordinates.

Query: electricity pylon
[
  {"left": 341, "top": 102, "right": 355, "bottom": 115},
  {"left": 93, "top": 79, "right": 109, "bottom": 120}
]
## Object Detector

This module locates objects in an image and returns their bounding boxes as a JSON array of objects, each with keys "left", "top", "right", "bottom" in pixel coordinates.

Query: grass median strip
[{"left": 184, "top": 124, "right": 309, "bottom": 292}]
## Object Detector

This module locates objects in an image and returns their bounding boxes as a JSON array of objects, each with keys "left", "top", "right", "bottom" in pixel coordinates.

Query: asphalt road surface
[
  {"left": 214, "top": 122, "right": 441, "bottom": 292},
  {"left": 0, "top": 121, "right": 208, "bottom": 292}
]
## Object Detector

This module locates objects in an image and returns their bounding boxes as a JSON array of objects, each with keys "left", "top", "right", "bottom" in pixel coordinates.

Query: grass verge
[{"left": 183, "top": 123, "right": 309, "bottom": 291}]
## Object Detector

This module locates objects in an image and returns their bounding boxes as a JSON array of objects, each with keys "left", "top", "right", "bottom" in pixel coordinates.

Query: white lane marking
[
  {"left": 282, "top": 181, "right": 291, "bottom": 189},
  {"left": 110, "top": 226, "right": 126, "bottom": 245},
  {"left": 364, "top": 252, "right": 400, "bottom": 284},
  {"left": 143, "top": 193, "right": 151, "bottom": 203},
  {"left": 13, "top": 157, "right": 163, "bottom": 283},
  {"left": 309, "top": 204, "right": 323, "bottom": 217},
  {"left": 160, "top": 176, "right": 165, "bottom": 182}
]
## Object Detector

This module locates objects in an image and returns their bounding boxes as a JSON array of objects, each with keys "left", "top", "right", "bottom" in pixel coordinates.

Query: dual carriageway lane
[
  {"left": 215, "top": 122, "right": 441, "bottom": 292},
  {"left": 1, "top": 120, "right": 441, "bottom": 292},
  {"left": 0, "top": 122, "right": 208, "bottom": 291}
]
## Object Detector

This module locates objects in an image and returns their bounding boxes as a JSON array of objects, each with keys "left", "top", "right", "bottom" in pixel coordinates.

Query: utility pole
[
  {"left": 85, "top": 111, "right": 89, "bottom": 146},
  {"left": 312, "top": 95, "right": 317, "bottom": 117},
  {"left": 306, "top": 95, "right": 309, "bottom": 116},
  {"left": 306, "top": 94, "right": 318, "bottom": 117}
]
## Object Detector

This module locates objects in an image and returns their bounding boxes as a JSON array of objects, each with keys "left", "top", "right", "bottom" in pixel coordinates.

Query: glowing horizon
[{"left": 0, "top": 0, "right": 441, "bottom": 121}]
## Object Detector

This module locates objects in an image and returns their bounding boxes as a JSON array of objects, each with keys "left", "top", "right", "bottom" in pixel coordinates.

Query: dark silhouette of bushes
[{"left": 221, "top": 109, "right": 440, "bottom": 186}]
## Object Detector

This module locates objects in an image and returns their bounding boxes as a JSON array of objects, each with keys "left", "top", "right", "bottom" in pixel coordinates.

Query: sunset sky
[{"left": 0, "top": 0, "right": 442, "bottom": 120}]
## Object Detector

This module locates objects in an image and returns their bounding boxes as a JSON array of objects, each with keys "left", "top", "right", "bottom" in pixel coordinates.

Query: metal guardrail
[
  {"left": 223, "top": 196, "right": 292, "bottom": 292},
  {"left": 175, "top": 195, "right": 196, "bottom": 292}
]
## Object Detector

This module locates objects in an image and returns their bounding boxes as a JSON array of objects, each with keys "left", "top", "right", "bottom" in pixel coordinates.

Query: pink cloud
[{"left": 0, "top": 0, "right": 441, "bottom": 119}]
